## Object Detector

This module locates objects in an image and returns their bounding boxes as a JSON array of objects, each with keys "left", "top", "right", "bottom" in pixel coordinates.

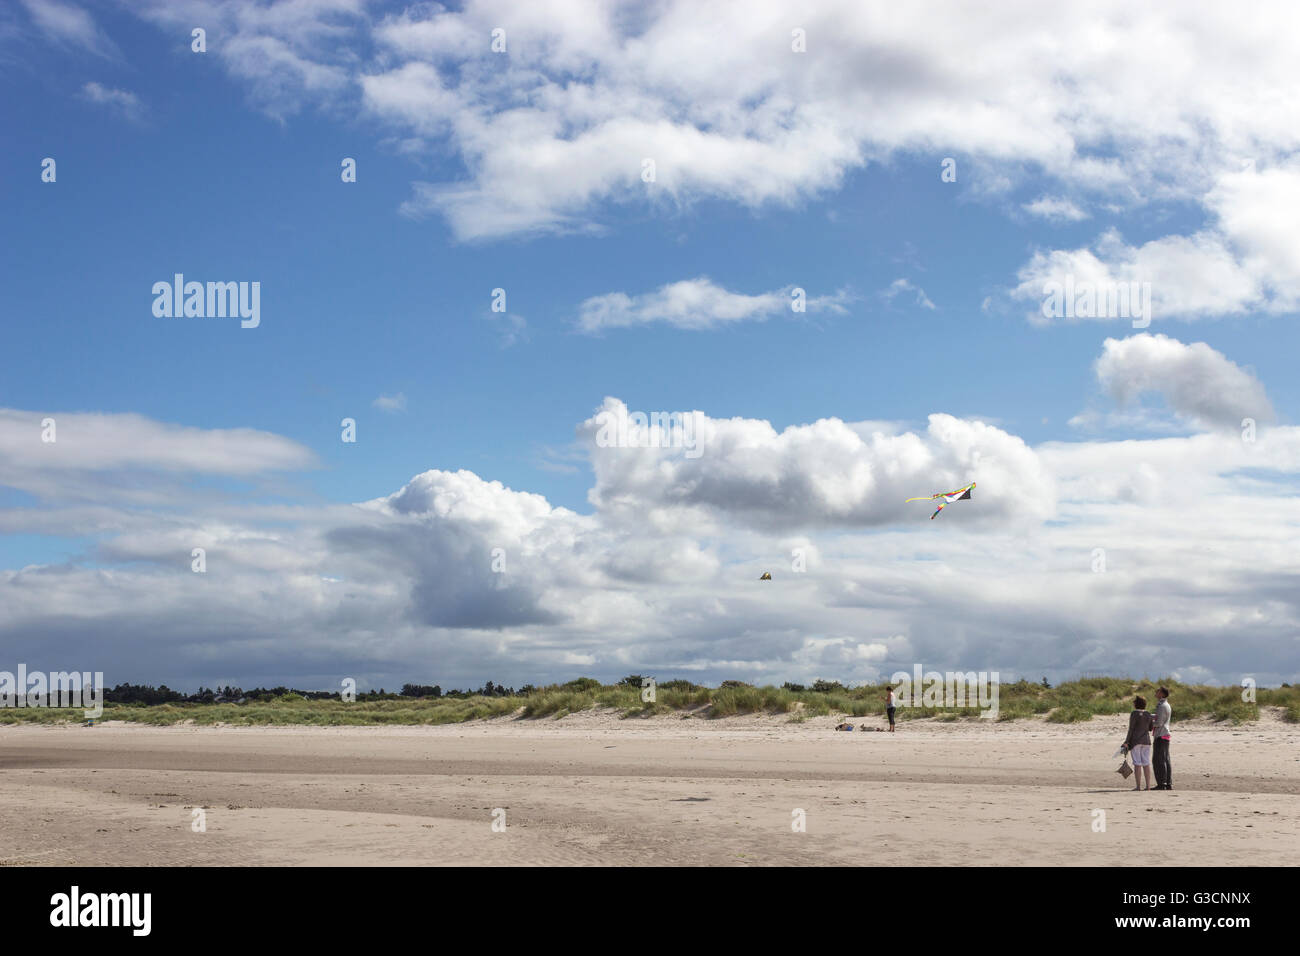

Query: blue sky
[{"left": 2, "top": 0, "right": 1299, "bottom": 691}]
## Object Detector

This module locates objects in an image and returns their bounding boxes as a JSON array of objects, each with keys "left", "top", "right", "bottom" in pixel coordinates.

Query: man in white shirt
[{"left": 1151, "top": 687, "right": 1173, "bottom": 790}]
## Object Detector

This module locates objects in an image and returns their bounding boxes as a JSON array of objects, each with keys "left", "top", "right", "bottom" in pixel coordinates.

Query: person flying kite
[{"left": 906, "top": 481, "right": 976, "bottom": 519}]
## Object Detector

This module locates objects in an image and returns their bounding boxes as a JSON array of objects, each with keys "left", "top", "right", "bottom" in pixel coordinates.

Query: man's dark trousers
[{"left": 1153, "top": 737, "right": 1171, "bottom": 789}]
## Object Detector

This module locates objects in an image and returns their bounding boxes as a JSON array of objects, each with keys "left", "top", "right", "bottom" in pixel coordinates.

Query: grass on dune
[
  {"left": 3, "top": 676, "right": 1296, "bottom": 727},
  {"left": 0, "top": 695, "right": 522, "bottom": 727}
]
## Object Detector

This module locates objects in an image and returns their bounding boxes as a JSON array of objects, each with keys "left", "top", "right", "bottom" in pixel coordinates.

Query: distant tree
[
  {"left": 104, "top": 683, "right": 185, "bottom": 705},
  {"left": 657, "top": 679, "right": 698, "bottom": 692}
]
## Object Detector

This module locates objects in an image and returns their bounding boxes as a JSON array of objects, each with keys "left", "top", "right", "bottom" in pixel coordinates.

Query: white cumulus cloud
[{"left": 577, "top": 277, "right": 849, "bottom": 333}]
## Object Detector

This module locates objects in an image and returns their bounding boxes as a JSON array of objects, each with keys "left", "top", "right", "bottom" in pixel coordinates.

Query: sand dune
[{"left": 2, "top": 711, "right": 1296, "bottom": 866}]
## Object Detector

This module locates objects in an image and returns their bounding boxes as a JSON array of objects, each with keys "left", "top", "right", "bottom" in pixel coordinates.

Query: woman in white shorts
[{"left": 1123, "top": 695, "right": 1154, "bottom": 791}]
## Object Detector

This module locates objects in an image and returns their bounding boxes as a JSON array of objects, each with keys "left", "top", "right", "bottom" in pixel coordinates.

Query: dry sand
[{"left": 2, "top": 709, "right": 1296, "bottom": 866}]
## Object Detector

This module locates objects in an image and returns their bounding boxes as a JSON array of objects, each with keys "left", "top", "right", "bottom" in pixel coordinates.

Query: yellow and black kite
[{"left": 906, "top": 481, "right": 976, "bottom": 520}]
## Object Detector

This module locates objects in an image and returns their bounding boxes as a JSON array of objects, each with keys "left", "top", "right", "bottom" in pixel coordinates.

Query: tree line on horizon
[
  {"left": 94, "top": 674, "right": 1293, "bottom": 707},
  {"left": 101, "top": 679, "right": 539, "bottom": 705}
]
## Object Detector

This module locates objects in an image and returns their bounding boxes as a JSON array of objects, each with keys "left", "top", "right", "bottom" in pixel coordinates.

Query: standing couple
[{"left": 1122, "top": 688, "right": 1173, "bottom": 791}]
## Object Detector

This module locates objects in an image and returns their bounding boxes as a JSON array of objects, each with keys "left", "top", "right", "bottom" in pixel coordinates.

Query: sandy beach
[{"left": 2, "top": 710, "right": 1296, "bottom": 866}]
